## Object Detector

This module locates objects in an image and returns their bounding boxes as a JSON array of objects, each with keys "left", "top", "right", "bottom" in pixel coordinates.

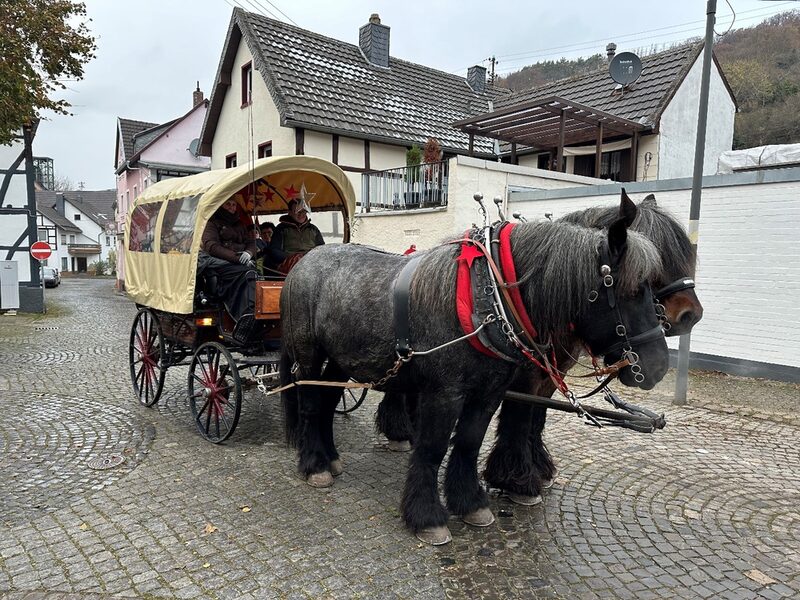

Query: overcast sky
[{"left": 33, "top": 0, "right": 795, "bottom": 190}]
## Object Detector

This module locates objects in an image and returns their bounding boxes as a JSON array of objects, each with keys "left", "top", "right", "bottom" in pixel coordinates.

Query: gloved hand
[
  {"left": 246, "top": 260, "right": 256, "bottom": 269},
  {"left": 238, "top": 251, "right": 252, "bottom": 265}
]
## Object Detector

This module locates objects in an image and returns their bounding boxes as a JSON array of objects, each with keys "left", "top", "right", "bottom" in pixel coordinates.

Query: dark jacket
[
  {"left": 269, "top": 215, "right": 324, "bottom": 263},
  {"left": 201, "top": 208, "right": 257, "bottom": 263}
]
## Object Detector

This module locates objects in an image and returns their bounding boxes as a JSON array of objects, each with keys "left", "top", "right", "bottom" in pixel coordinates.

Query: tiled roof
[
  {"left": 118, "top": 118, "right": 159, "bottom": 160},
  {"left": 132, "top": 121, "right": 175, "bottom": 154},
  {"left": 204, "top": 9, "right": 511, "bottom": 155},
  {"left": 36, "top": 200, "right": 81, "bottom": 233},
  {"left": 497, "top": 43, "right": 705, "bottom": 128},
  {"left": 37, "top": 190, "right": 118, "bottom": 229}
]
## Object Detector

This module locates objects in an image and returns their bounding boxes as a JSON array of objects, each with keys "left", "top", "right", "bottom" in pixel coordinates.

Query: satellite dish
[
  {"left": 188, "top": 138, "right": 200, "bottom": 156},
  {"left": 609, "top": 52, "right": 642, "bottom": 86}
]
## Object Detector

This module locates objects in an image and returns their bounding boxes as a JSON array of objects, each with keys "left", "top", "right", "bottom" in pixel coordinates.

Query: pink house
[{"left": 113, "top": 85, "right": 211, "bottom": 290}]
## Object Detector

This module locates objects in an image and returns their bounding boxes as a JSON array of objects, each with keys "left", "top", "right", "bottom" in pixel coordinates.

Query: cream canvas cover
[{"left": 124, "top": 156, "right": 356, "bottom": 314}]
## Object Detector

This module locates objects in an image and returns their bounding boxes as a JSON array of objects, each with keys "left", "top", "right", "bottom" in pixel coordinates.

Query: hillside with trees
[{"left": 496, "top": 11, "right": 800, "bottom": 149}]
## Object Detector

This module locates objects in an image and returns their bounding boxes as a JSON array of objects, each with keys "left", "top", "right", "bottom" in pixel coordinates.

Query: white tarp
[{"left": 717, "top": 144, "right": 800, "bottom": 174}]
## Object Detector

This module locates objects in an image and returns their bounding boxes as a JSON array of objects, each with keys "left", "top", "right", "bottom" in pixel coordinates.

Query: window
[
  {"left": 61, "top": 257, "right": 68, "bottom": 271},
  {"left": 37, "top": 228, "right": 47, "bottom": 241},
  {"left": 258, "top": 141, "right": 273, "bottom": 158},
  {"left": 133, "top": 185, "right": 138, "bottom": 199},
  {"left": 106, "top": 236, "right": 110, "bottom": 246},
  {"left": 69, "top": 234, "right": 75, "bottom": 244},
  {"left": 160, "top": 194, "right": 201, "bottom": 254},
  {"left": 74, "top": 214, "right": 81, "bottom": 221},
  {"left": 226, "top": 153, "right": 237, "bottom": 168},
  {"left": 128, "top": 201, "right": 163, "bottom": 252},
  {"left": 241, "top": 62, "right": 253, "bottom": 106},
  {"left": 61, "top": 234, "right": 66, "bottom": 244}
]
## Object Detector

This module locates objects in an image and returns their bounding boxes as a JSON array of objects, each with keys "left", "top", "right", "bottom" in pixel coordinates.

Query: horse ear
[
  {"left": 608, "top": 191, "right": 636, "bottom": 258},
  {"left": 641, "top": 193, "right": 657, "bottom": 208},
  {"left": 619, "top": 188, "right": 638, "bottom": 226}
]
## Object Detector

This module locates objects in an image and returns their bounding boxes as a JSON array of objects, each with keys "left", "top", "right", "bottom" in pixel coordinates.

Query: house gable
[{"left": 200, "top": 8, "right": 510, "bottom": 158}]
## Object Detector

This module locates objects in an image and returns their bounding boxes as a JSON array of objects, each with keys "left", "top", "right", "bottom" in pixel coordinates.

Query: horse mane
[
  {"left": 560, "top": 199, "right": 695, "bottom": 283},
  {"left": 411, "top": 222, "right": 661, "bottom": 338}
]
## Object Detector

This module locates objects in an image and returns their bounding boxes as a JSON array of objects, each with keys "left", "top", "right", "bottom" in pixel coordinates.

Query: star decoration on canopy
[
  {"left": 298, "top": 182, "right": 316, "bottom": 205},
  {"left": 284, "top": 184, "right": 299, "bottom": 199}
]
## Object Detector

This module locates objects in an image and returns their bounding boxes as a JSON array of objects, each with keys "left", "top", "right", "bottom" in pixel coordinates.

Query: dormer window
[{"left": 241, "top": 62, "right": 253, "bottom": 107}]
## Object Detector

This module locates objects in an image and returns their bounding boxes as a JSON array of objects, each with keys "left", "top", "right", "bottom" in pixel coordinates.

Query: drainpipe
[{"left": 674, "top": 0, "right": 716, "bottom": 405}]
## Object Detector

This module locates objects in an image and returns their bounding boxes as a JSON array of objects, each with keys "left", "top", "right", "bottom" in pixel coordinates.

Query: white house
[
  {"left": 114, "top": 85, "right": 210, "bottom": 289},
  {"left": 36, "top": 190, "right": 117, "bottom": 273},
  {"left": 199, "top": 9, "right": 736, "bottom": 209},
  {"left": 0, "top": 127, "right": 43, "bottom": 312}
]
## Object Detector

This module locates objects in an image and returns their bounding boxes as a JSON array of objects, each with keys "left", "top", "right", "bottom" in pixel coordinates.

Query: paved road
[{"left": 0, "top": 279, "right": 798, "bottom": 599}]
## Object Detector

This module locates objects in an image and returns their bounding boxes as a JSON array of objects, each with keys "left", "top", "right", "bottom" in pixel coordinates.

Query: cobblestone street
[{"left": 0, "top": 279, "right": 798, "bottom": 599}]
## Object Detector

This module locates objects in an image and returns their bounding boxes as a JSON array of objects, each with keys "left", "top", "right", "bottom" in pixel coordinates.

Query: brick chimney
[
  {"left": 193, "top": 81, "right": 204, "bottom": 106},
  {"left": 359, "top": 14, "right": 390, "bottom": 68},
  {"left": 467, "top": 65, "right": 487, "bottom": 94},
  {"left": 606, "top": 43, "right": 617, "bottom": 61}
]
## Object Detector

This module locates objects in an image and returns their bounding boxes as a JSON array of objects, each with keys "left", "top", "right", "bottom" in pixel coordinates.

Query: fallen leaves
[
  {"left": 203, "top": 523, "right": 218, "bottom": 534},
  {"left": 744, "top": 569, "right": 777, "bottom": 586}
]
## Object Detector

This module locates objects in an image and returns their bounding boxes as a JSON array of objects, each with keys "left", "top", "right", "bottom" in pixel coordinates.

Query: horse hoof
[
  {"left": 388, "top": 440, "right": 412, "bottom": 452},
  {"left": 330, "top": 459, "right": 343, "bottom": 477},
  {"left": 307, "top": 471, "right": 334, "bottom": 488},
  {"left": 415, "top": 526, "right": 452, "bottom": 546},
  {"left": 462, "top": 507, "right": 495, "bottom": 527},
  {"left": 507, "top": 493, "right": 542, "bottom": 506},
  {"left": 542, "top": 469, "right": 558, "bottom": 489}
]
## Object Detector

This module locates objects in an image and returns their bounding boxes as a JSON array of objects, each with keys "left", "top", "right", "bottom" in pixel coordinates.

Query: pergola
[{"left": 453, "top": 95, "right": 649, "bottom": 179}]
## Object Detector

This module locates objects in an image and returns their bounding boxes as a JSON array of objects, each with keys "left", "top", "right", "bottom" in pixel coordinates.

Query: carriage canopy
[{"left": 124, "top": 156, "right": 357, "bottom": 314}]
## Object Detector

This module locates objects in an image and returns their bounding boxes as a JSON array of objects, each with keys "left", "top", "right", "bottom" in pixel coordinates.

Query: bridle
[
  {"left": 584, "top": 243, "right": 665, "bottom": 385},
  {"left": 653, "top": 277, "right": 696, "bottom": 332}
]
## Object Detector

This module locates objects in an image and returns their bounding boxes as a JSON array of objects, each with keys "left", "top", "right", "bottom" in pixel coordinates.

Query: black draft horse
[
  {"left": 377, "top": 190, "right": 703, "bottom": 507},
  {"left": 281, "top": 195, "right": 669, "bottom": 544}
]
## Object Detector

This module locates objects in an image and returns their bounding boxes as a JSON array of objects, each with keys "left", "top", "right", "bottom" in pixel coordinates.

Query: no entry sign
[{"left": 30, "top": 241, "right": 52, "bottom": 261}]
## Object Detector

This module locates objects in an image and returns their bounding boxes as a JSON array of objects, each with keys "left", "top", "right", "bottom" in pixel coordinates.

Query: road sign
[{"left": 30, "top": 241, "right": 52, "bottom": 261}]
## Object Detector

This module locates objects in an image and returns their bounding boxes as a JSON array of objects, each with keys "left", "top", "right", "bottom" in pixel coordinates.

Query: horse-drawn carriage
[{"left": 124, "top": 156, "right": 365, "bottom": 443}]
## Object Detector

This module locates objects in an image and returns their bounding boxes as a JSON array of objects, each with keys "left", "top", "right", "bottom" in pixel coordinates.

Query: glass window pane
[
  {"left": 128, "top": 201, "right": 163, "bottom": 252},
  {"left": 160, "top": 195, "right": 200, "bottom": 254}
]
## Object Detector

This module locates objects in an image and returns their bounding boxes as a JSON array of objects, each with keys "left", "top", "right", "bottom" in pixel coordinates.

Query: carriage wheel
[
  {"left": 188, "top": 342, "right": 242, "bottom": 443},
  {"left": 335, "top": 382, "right": 368, "bottom": 414},
  {"left": 129, "top": 308, "right": 166, "bottom": 407}
]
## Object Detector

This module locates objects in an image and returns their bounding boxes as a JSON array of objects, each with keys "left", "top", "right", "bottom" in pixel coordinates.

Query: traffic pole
[{"left": 674, "top": 0, "right": 716, "bottom": 405}]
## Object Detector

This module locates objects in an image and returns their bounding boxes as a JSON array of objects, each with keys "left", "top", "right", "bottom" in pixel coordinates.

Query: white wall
[
  {"left": 352, "top": 156, "right": 602, "bottom": 252},
  {"left": 211, "top": 40, "right": 296, "bottom": 169},
  {"left": 509, "top": 173, "right": 800, "bottom": 370},
  {"left": 0, "top": 139, "right": 35, "bottom": 284},
  {"left": 658, "top": 56, "right": 735, "bottom": 180}
]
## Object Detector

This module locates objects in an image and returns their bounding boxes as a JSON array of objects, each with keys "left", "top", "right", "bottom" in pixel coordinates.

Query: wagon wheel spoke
[
  {"left": 188, "top": 342, "right": 242, "bottom": 444},
  {"left": 130, "top": 309, "right": 166, "bottom": 408}
]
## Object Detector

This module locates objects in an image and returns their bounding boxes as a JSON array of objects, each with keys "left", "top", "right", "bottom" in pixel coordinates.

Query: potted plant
[{"left": 422, "top": 138, "right": 442, "bottom": 206}]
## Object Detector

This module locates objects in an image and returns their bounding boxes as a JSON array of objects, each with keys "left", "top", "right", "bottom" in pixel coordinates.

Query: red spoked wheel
[
  {"left": 129, "top": 308, "right": 166, "bottom": 407},
  {"left": 188, "top": 342, "right": 242, "bottom": 443}
]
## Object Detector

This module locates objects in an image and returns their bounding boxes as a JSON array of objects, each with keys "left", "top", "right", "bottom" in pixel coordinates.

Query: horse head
[
  {"left": 623, "top": 190, "right": 704, "bottom": 336},
  {"left": 575, "top": 194, "right": 669, "bottom": 390}
]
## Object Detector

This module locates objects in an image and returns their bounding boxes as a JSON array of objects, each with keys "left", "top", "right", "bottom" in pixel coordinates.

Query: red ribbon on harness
[
  {"left": 498, "top": 223, "right": 539, "bottom": 340},
  {"left": 455, "top": 234, "right": 497, "bottom": 357}
]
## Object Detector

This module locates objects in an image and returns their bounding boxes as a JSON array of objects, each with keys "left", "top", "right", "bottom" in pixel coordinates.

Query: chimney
[
  {"left": 359, "top": 14, "right": 390, "bottom": 68},
  {"left": 193, "top": 81, "right": 204, "bottom": 107},
  {"left": 467, "top": 65, "right": 487, "bottom": 94},
  {"left": 606, "top": 43, "right": 617, "bottom": 61}
]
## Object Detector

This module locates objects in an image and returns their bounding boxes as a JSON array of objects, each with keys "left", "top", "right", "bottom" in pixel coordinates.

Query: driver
[
  {"left": 269, "top": 197, "right": 324, "bottom": 273},
  {"left": 200, "top": 198, "right": 258, "bottom": 338}
]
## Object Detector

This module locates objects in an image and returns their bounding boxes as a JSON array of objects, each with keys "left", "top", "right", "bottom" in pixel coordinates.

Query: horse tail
[{"left": 281, "top": 344, "right": 300, "bottom": 448}]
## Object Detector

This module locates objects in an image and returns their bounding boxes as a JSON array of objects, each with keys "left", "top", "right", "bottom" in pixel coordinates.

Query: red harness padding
[
  {"left": 498, "top": 223, "right": 539, "bottom": 340},
  {"left": 455, "top": 233, "right": 497, "bottom": 357}
]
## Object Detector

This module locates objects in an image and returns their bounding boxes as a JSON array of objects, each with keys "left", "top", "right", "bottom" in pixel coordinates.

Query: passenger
[
  {"left": 256, "top": 221, "right": 276, "bottom": 275},
  {"left": 199, "top": 198, "right": 258, "bottom": 337},
  {"left": 269, "top": 198, "right": 324, "bottom": 273}
]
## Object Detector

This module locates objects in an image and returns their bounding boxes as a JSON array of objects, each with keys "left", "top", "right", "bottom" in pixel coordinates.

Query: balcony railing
[
  {"left": 361, "top": 161, "right": 449, "bottom": 213},
  {"left": 68, "top": 243, "right": 101, "bottom": 256}
]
